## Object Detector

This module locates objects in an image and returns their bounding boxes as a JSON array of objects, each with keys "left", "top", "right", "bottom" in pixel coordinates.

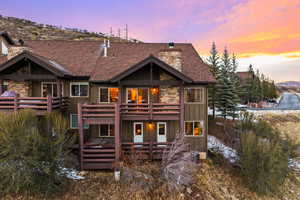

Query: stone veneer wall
[
  {"left": 159, "top": 86, "right": 179, "bottom": 104},
  {"left": 158, "top": 50, "right": 182, "bottom": 72},
  {"left": 7, "top": 46, "right": 30, "bottom": 59},
  {"left": 7, "top": 81, "right": 32, "bottom": 97}
]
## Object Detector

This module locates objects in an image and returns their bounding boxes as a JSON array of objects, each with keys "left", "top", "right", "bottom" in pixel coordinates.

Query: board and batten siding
[{"left": 184, "top": 86, "right": 208, "bottom": 152}]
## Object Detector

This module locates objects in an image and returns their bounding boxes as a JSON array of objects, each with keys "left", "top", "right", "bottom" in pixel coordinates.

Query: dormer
[{"left": 0, "top": 32, "right": 15, "bottom": 56}]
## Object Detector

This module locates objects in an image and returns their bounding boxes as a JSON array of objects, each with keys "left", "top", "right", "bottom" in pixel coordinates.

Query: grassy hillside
[{"left": 0, "top": 15, "right": 139, "bottom": 42}]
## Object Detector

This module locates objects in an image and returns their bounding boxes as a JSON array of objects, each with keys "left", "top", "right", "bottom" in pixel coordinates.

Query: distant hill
[
  {"left": 0, "top": 15, "right": 140, "bottom": 43},
  {"left": 277, "top": 81, "right": 300, "bottom": 93}
]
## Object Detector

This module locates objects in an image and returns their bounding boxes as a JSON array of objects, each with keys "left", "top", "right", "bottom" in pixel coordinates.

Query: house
[
  {"left": 236, "top": 71, "right": 254, "bottom": 86},
  {"left": 0, "top": 32, "right": 215, "bottom": 170}
]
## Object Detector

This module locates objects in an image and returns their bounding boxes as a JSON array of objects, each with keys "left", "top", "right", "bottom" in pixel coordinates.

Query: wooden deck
[
  {"left": 81, "top": 142, "right": 172, "bottom": 170},
  {"left": 0, "top": 96, "right": 69, "bottom": 115},
  {"left": 77, "top": 102, "right": 184, "bottom": 170}
]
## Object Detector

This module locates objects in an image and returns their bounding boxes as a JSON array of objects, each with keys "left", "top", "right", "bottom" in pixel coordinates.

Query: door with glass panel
[
  {"left": 133, "top": 122, "right": 143, "bottom": 143},
  {"left": 157, "top": 122, "right": 167, "bottom": 143},
  {"left": 42, "top": 82, "right": 62, "bottom": 97},
  {"left": 126, "top": 88, "right": 149, "bottom": 104}
]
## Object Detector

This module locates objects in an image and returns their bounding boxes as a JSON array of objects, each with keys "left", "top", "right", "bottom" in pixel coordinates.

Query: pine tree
[
  {"left": 215, "top": 47, "right": 239, "bottom": 119},
  {"left": 206, "top": 42, "right": 220, "bottom": 118}
]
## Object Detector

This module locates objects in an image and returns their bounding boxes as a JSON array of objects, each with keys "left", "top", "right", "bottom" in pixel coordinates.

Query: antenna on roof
[
  {"left": 110, "top": 27, "right": 113, "bottom": 37},
  {"left": 125, "top": 24, "right": 128, "bottom": 41},
  {"left": 118, "top": 28, "right": 121, "bottom": 41}
]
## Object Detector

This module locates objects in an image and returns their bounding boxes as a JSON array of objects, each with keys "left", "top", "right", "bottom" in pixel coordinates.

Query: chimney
[
  {"left": 158, "top": 44, "right": 182, "bottom": 72},
  {"left": 103, "top": 39, "right": 110, "bottom": 57}
]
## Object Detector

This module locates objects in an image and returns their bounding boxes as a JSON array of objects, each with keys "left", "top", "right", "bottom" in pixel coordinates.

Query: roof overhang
[
  {"left": 109, "top": 55, "right": 193, "bottom": 83},
  {"left": 0, "top": 51, "right": 72, "bottom": 77}
]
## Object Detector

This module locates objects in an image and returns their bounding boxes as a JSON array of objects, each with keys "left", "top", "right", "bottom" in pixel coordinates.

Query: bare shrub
[{"left": 162, "top": 133, "right": 200, "bottom": 191}]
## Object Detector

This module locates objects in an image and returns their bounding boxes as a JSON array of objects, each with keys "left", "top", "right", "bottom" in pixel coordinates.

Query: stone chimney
[
  {"left": 158, "top": 46, "right": 182, "bottom": 72},
  {"left": 7, "top": 46, "right": 30, "bottom": 60}
]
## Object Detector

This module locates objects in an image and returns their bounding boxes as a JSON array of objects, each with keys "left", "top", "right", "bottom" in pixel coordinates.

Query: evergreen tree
[
  {"left": 206, "top": 42, "right": 220, "bottom": 118},
  {"left": 215, "top": 47, "right": 239, "bottom": 119}
]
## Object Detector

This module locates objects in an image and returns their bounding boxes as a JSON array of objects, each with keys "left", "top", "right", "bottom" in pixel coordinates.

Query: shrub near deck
[{"left": 0, "top": 110, "right": 74, "bottom": 197}]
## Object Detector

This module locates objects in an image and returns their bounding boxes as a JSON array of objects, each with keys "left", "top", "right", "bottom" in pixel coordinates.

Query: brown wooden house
[{"left": 0, "top": 32, "right": 215, "bottom": 170}]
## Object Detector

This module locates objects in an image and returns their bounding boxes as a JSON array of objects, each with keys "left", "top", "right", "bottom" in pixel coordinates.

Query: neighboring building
[
  {"left": 0, "top": 32, "right": 215, "bottom": 170},
  {"left": 236, "top": 71, "right": 254, "bottom": 86}
]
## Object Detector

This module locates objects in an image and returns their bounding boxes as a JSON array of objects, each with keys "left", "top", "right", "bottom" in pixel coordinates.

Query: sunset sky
[{"left": 1, "top": 0, "right": 299, "bottom": 82}]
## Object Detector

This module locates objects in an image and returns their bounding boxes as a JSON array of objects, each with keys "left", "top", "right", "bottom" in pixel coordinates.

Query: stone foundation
[
  {"left": 159, "top": 86, "right": 179, "bottom": 104},
  {"left": 7, "top": 81, "right": 32, "bottom": 97}
]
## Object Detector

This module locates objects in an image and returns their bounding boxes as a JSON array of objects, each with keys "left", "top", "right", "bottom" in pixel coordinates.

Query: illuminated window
[
  {"left": 184, "top": 121, "right": 204, "bottom": 136},
  {"left": 134, "top": 123, "right": 143, "bottom": 136},
  {"left": 99, "top": 124, "right": 115, "bottom": 137},
  {"left": 184, "top": 88, "right": 204, "bottom": 103},
  {"left": 99, "top": 88, "right": 119, "bottom": 103},
  {"left": 127, "top": 88, "right": 149, "bottom": 104}
]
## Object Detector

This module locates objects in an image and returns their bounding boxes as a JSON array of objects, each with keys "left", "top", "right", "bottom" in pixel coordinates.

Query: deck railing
[{"left": 0, "top": 96, "right": 69, "bottom": 113}]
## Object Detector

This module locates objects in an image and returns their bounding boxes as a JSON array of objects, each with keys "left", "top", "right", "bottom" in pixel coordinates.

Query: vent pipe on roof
[
  {"left": 103, "top": 39, "right": 111, "bottom": 57},
  {"left": 168, "top": 42, "right": 175, "bottom": 48}
]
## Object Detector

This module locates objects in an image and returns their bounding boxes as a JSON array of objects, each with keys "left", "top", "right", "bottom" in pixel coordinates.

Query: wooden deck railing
[
  {"left": 122, "top": 142, "right": 173, "bottom": 160},
  {"left": 0, "top": 96, "right": 69, "bottom": 113}
]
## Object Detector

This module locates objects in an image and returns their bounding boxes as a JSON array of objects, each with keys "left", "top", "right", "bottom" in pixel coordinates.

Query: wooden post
[
  {"left": 150, "top": 101, "right": 153, "bottom": 120},
  {"left": 14, "top": 95, "right": 18, "bottom": 112},
  {"left": 78, "top": 103, "right": 84, "bottom": 170},
  {"left": 47, "top": 95, "right": 52, "bottom": 112},
  {"left": 150, "top": 141, "right": 153, "bottom": 161},
  {"left": 114, "top": 103, "right": 120, "bottom": 171},
  {"left": 180, "top": 85, "right": 185, "bottom": 134},
  {"left": 0, "top": 79, "right": 3, "bottom": 95},
  {"left": 57, "top": 79, "right": 62, "bottom": 108}
]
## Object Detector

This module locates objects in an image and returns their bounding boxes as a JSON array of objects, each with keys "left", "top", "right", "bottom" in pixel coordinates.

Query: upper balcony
[{"left": 0, "top": 95, "right": 69, "bottom": 115}]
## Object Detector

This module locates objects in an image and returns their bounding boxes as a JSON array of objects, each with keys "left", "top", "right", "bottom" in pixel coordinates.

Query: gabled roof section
[
  {"left": 91, "top": 42, "right": 216, "bottom": 83},
  {"left": 0, "top": 50, "right": 72, "bottom": 77},
  {"left": 110, "top": 55, "right": 193, "bottom": 83},
  {"left": 0, "top": 32, "right": 15, "bottom": 45}
]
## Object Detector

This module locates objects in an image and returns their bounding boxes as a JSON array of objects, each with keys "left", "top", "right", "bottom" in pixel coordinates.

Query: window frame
[
  {"left": 157, "top": 122, "right": 167, "bottom": 136},
  {"left": 41, "top": 82, "right": 64, "bottom": 97},
  {"left": 126, "top": 88, "right": 150, "bottom": 104},
  {"left": 98, "top": 87, "right": 119, "bottom": 103},
  {"left": 184, "top": 120, "right": 205, "bottom": 137},
  {"left": 70, "top": 82, "right": 89, "bottom": 98},
  {"left": 184, "top": 87, "right": 204, "bottom": 104},
  {"left": 98, "top": 124, "right": 115, "bottom": 137},
  {"left": 70, "top": 114, "right": 89, "bottom": 129}
]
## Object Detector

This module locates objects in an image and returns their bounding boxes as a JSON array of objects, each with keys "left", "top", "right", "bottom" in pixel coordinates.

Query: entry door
[
  {"left": 133, "top": 122, "right": 143, "bottom": 143},
  {"left": 157, "top": 122, "right": 167, "bottom": 143}
]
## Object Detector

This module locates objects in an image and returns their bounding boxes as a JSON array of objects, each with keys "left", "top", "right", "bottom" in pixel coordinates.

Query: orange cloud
[{"left": 196, "top": 0, "right": 300, "bottom": 55}]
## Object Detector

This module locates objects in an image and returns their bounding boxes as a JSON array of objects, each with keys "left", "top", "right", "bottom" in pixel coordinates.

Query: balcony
[{"left": 0, "top": 96, "right": 69, "bottom": 115}]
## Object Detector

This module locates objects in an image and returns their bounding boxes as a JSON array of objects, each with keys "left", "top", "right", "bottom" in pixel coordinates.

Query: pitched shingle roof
[{"left": 4, "top": 40, "right": 215, "bottom": 83}]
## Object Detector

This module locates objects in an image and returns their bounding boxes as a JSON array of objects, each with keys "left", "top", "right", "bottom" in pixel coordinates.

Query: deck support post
[
  {"left": 57, "top": 79, "right": 62, "bottom": 107},
  {"left": 179, "top": 85, "right": 185, "bottom": 134},
  {"left": 78, "top": 103, "right": 84, "bottom": 170},
  {"left": 114, "top": 103, "right": 121, "bottom": 171},
  {"left": 14, "top": 95, "right": 19, "bottom": 112},
  {"left": 47, "top": 95, "right": 52, "bottom": 112}
]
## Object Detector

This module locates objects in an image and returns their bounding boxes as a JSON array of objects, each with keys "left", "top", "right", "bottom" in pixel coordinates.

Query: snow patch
[{"left": 59, "top": 167, "right": 85, "bottom": 180}]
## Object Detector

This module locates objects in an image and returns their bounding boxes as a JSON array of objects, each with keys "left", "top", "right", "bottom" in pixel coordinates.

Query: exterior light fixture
[{"left": 150, "top": 87, "right": 159, "bottom": 95}]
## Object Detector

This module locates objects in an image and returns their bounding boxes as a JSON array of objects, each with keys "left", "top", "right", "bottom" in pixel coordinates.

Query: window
[
  {"left": 134, "top": 122, "right": 143, "bottom": 136},
  {"left": 184, "top": 88, "right": 204, "bottom": 103},
  {"left": 184, "top": 121, "right": 204, "bottom": 136},
  {"left": 99, "top": 124, "right": 115, "bottom": 137},
  {"left": 70, "top": 114, "right": 89, "bottom": 129},
  {"left": 42, "top": 82, "right": 63, "bottom": 97},
  {"left": 2, "top": 81, "right": 8, "bottom": 93},
  {"left": 99, "top": 87, "right": 119, "bottom": 103},
  {"left": 127, "top": 88, "right": 149, "bottom": 104},
  {"left": 157, "top": 122, "right": 167, "bottom": 136},
  {"left": 70, "top": 82, "right": 89, "bottom": 97}
]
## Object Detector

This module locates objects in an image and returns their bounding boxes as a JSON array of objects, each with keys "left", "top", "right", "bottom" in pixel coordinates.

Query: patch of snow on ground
[
  {"left": 59, "top": 167, "right": 85, "bottom": 180},
  {"left": 208, "top": 135, "right": 237, "bottom": 164},
  {"left": 208, "top": 135, "right": 300, "bottom": 172}
]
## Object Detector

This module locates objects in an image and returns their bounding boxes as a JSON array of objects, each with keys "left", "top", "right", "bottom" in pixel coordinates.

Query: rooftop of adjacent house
[{"left": 0, "top": 38, "right": 216, "bottom": 83}]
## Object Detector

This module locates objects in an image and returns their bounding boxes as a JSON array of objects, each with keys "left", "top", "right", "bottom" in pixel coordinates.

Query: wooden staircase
[{"left": 82, "top": 144, "right": 116, "bottom": 170}]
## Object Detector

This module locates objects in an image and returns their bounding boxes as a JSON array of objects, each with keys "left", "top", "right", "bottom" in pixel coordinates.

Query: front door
[
  {"left": 133, "top": 122, "right": 143, "bottom": 143},
  {"left": 157, "top": 122, "right": 167, "bottom": 143}
]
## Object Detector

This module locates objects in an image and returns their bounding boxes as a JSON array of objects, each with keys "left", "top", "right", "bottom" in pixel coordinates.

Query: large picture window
[
  {"left": 70, "top": 114, "right": 89, "bottom": 129},
  {"left": 184, "top": 88, "right": 204, "bottom": 103},
  {"left": 127, "top": 88, "right": 149, "bottom": 104},
  {"left": 70, "top": 82, "right": 89, "bottom": 97},
  {"left": 184, "top": 121, "right": 204, "bottom": 136},
  {"left": 99, "top": 124, "right": 115, "bottom": 137},
  {"left": 42, "top": 82, "right": 63, "bottom": 97},
  {"left": 99, "top": 88, "right": 119, "bottom": 103}
]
